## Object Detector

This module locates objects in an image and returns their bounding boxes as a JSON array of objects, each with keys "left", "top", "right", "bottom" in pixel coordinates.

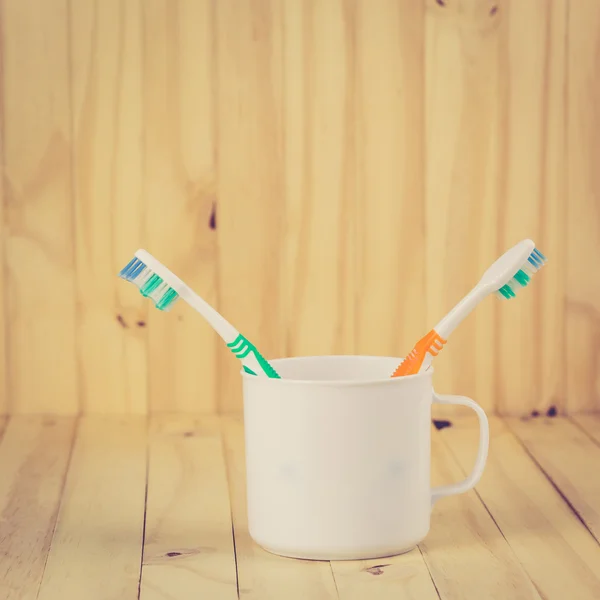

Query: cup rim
[{"left": 240, "top": 354, "right": 434, "bottom": 387}]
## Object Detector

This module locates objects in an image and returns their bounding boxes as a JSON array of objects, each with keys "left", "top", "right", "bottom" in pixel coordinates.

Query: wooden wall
[{"left": 0, "top": 0, "right": 597, "bottom": 416}]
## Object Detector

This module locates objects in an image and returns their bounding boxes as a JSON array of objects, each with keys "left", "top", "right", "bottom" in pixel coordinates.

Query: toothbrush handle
[
  {"left": 391, "top": 284, "right": 490, "bottom": 377},
  {"left": 434, "top": 283, "right": 489, "bottom": 339},
  {"left": 182, "top": 287, "right": 280, "bottom": 378},
  {"left": 179, "top": 286, "right": 239, "bottom": 344}
]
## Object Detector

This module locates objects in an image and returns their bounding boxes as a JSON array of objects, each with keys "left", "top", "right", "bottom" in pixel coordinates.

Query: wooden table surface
[{"left": 0, "top": 413, "right": 599, "bottom": 599}]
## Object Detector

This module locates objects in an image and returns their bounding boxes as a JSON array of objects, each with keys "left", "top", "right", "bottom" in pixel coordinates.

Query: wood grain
[
  {"left": 216, "top": 0, "right": 284, "bottom": 412},
  {"left": 442, "top": 417, "right": 600, "bottom": 600},
  {"left": 222, "top": 416, "right": 339, "bottom": 599},
  {"left": 143, "top": 0, "right": 219, "bottom": 413},
  {"left": 0, "top": 0, "right": 597, "bottom": 417},
  {"left": 70, "top": 0, "right": 147, "bottom": 413},
  {"left": 0, "top": 74, "right": 6, "bottom": 414},
  {"left": 424, "top": 0, "right": 502, "bottom": 413},
  {"left": 354, "top": 0, "right": 425, "bottom": 359},
  {"left": 331, "top": 548, "right": 439, "bottom": 600},
  {"left": 140, "top": 415, "right": 237, "bottom": 600},
  {"left": 281, "top": 0, "right": 355, "bottom": 363},
  {"left": 507, "top": 416, "right": 600, "bottom": 544},
  {"left": 571, "top": 414, "right": 600, "bottom": 446},
  {"left": 496, "top": 0, "right": 567, "bottom": 416},
  {"left": 422, "top": 431, "right": 540, "bottom": 599},
  {"left": 0, "top": 416, "right": 75, "bottom": 600},
  {"left": 37, "top": 417, "right": 147, "bottom": 600},
  {"left": 1, "top": 0, "right": 78, "bottom": 413},
  {"left": 566, "top": 0, "right": 600, "bottom": 412}
]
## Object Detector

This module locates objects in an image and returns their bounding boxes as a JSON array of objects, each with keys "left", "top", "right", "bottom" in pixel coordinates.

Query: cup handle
[{"left": 430, "top": 392, "right": 489, "bottom": 506}]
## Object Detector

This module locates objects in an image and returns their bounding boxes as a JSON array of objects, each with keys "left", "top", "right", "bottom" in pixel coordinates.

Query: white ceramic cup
[{"left": 241, "top": 355, "right": 489, "bottom": 561}]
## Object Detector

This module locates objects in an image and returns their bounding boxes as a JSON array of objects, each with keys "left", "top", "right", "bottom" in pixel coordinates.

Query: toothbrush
[
  {"left": 391, "top": 239, "right": 547, "bottom": 377},
  {"left": 118, "top": 249, "right": 280, "bottom": 378}
]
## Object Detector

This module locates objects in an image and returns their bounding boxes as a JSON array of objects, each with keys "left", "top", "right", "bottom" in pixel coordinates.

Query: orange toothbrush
[{"left": 391, "top": 239, "right": 546, "bottom": 377}]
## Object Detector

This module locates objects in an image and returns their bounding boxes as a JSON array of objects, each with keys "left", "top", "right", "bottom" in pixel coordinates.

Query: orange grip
[{"left": 392, "top": 330, "right": 446, "bottom": 377}]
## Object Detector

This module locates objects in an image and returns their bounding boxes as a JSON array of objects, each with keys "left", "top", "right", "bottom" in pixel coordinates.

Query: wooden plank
[
  {"left": 1, "top": 0, "right": 78, "bottom": 413},
  {"left": 571, "top": 414, "right": 600, "bottom": 446},
  {"left": 331, "top": 548, "right": 439, "bottom": 600},
  {"left": 354, "top": 0, "right": 425, "bottom": 358},
  {"left": 216, "top": 0, "right": 284, "bottom": 412},
  {"left": 507, "top": 416, "right": 600, "bottom": 544},
  {"left": 37, "top": 417, "right": 147, "bottom": 600},
  {"left": 0, "top": 416, "right": 75, "bottom": 600},
  {"left": 281, "top": 0, "right": 355, "bottom": 361},
  {"left": 70, "top": 0, "right": 147, "bottom": 413},
  {"left": 0, "top": 77, "right": 6, "bottom": 414},
  {"left": 143, "top": 0, "right": 218, "bottom": 413},
  {"left": 421, "top": 431, "right": 541, "bottom": 599},
  {"left": 222, "top": 416, "right": 339, "bottom": 599},
  {"left": 140, "top": 415, "right": 237, "bottom": 600},
  {"left": 424, "top": 0, "right": 502, "bottom": 414},
  {"left": 496, "top": 0, "right": 567, "bottom": 415},
  {"left": 424, "top": 0, "right": 567, "bottom": 416},
  {"left": 442, "top": 416, "right": 600, "bottom": 600},
  {"left": 566, "top": 0, "right": 600, "bottom": 412}
]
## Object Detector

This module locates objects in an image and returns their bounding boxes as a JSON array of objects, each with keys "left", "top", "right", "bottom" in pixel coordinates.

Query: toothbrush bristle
[
  {"left": 496, "top": 247, "right": 546, "bottom": 299},
  {"left": 119, "top": 257, "right": 146, "bottom": 282},
  {"left": 141, "top": 273, "right": 162, "bottom": 297},
  {"left": 119, "top": 256, "right": 180, "bottom": 311},
  {"left": 156, "top": 288, "right": 179, "bottom": 311}
]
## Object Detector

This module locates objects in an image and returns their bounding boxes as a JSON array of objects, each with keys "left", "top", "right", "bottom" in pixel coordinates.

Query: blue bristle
[
  {"left": 129, "top": 260, "right": 146, "bottom": 280},
  {"left": 534, "top": 248, "right": 546, "bottom": 261},
  {"left": 118, "top": 257, "right": 147, "bottom": 282},
  {"left": 118, "top": 257, "right": 137, "bottom": 279}
]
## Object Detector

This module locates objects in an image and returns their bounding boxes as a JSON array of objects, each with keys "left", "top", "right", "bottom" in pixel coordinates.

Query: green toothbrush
[{"left": 118, "top": 249, "right": 280, "bottom": 378}]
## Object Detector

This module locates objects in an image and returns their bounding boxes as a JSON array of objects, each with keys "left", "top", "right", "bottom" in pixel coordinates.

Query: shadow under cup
[{"left": 239, "top": 355, "right": 489, "bottom": 561}]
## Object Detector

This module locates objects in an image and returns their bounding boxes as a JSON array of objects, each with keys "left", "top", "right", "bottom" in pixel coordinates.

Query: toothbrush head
[
  {"left": 479, "top": 239, "right": 547, "bottom": 300},
  {"left": 118, "top": 252, "right": 180, "bottom": 311}
]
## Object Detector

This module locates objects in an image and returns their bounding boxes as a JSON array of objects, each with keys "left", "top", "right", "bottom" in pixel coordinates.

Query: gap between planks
[
  {"left": 0, "top": 416, "right": 77, "bottom": 600},
  {"left": 36, "top": 416, "right": 147, "bottom": 600},
  {"left": 441, "top": 415, "right": 600, "bottom": 600},
  {"left": 139, "top": 415, "right": 238, "bottom": 600},
  {"left": 505, "top": 415, "right": 600, "bottom": 546},
  {"left": 1, "top": 415, "right": 599, "bottom": 600}
]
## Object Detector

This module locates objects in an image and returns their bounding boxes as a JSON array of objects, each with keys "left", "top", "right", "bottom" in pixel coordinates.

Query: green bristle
[
  {"left": 499, "top": 286, "right": 510, "bottom": 299},
  {"left": 156, "top": 288, "right": 178, "bottom": 310},
  {"left": 513, "top": 269, "right": 530, "bottom": 286},
  {"left": 141, "top": 273, "right": 162, "bottom": 297}
]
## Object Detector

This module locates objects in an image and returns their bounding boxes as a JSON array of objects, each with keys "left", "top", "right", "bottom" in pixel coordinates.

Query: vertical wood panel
[
  {"left": 354, "top": 0, "right": 425, "bottom": 358},
  {"left": 281, "top": 0, "right": 355, "bottom": 361},
  {"left": 143, "top": 0, "right": 218, "bottom": 413},
  {"left": 0, "top": 0, "right": 595, "bottom": 417},
  {"left": 0, "top": 59, "right": 5, "bottom": 414},
  {"left": 496, "top": 0, "right": 567, "bottom": 415},
  {"left": 424, "top": 0, "right": 502, "bottom": 413},
  {"left": 71, "top": 0, "right": 146, "bottom": 413},
  {"left": 1, "top": 0, "right": 78, "bottom": 413},
  {"left": 216, "top": 0, "right": 284, "bottom": 412},
  {"left": 566, "top": 0, "right": 600, "bottom": 412}
]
